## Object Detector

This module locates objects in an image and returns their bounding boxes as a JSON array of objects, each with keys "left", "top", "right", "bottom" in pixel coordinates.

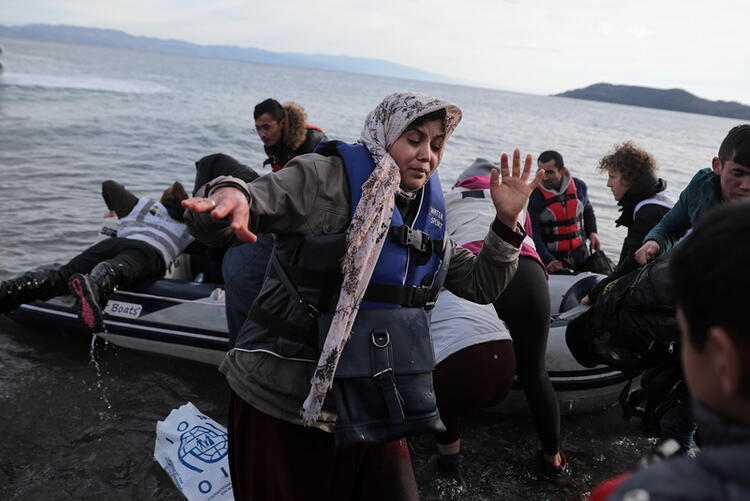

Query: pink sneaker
[{"left": 69, "top": 274, "right": 103, "bottom": 332}]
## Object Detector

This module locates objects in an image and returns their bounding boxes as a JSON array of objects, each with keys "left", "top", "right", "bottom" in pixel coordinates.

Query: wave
[{"left": 0, "top": 72, "right": 170, "bottom": 94}]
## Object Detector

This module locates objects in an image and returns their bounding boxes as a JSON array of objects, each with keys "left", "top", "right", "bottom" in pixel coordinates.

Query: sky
[{"left": 2, "top": 0, "right": 749, "bottom": 105}]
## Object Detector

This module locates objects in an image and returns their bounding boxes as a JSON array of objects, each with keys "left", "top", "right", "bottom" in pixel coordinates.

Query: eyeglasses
[{"left": 254, "top": 123, "right": 278, "bottom": 133}]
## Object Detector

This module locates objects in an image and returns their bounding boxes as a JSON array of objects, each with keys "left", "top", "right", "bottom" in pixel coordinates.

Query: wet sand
[
  {"left": 411, "top": 406, "right": 654, "bottom": 500},
  {"left": 1, "top": 316, "right": 654, "bottom": 500}
]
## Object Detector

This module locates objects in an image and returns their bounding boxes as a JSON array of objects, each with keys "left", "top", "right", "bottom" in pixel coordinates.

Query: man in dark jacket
[
  {"left": 590, "top": 200, "right": 750, "bottom": 501},
  {"left": 528, "top": 150, "right": 600, "bottom": 273},
  {"left": 217, "top": 99, "right": 328, "bottom": 347},
  {"left": 253, "top": 98, "right": 328, "bottom": 171}
]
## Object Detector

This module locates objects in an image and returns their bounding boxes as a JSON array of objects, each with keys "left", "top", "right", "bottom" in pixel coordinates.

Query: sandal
[{"left": 541, "top": 451, "right": 568, "bottom": 475}]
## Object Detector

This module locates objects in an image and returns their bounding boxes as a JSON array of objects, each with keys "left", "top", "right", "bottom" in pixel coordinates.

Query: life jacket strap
[
  {"left": 544, "top": 231, "right": 585, "bottom": 242},
  {"left": 540, "top": 216, "right": 579, "bottom": 227},
  {"left": 363, "top": 282, "right": 432, "bottom": 307},
  {"left": 541, "top": 192, "right": 577, "bottom": 208},
  {"left": 388, "top": 225, "right": 443, "bottom": 256}
]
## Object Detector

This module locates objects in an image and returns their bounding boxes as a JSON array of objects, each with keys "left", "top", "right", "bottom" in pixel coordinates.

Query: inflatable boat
[
  {"left": 5, "top": 268, "right": 229, "bottom": 366},
  {"left": 4, "top": 262, "right": 626, "bottom": 413}
]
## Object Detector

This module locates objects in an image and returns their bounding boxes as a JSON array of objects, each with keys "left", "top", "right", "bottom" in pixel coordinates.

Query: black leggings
[
  {"left": 494, "top": 256, "right": 560, "bottom": 456},
  {"left": 39, "top": 238, "right": 165, "bottom": 299}
]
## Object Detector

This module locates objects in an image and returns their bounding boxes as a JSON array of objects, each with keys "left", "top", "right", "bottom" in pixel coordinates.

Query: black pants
[
  {"left": 43, "top": 238, "right": 165, "bottom": 298},
  {"left": 494, "top": 256, "right": 561, "bottom": 456}
]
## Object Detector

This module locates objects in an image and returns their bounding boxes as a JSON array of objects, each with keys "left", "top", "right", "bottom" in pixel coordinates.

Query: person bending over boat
[
  {"left": 583, "top": 142, "right": 675, "bottom": 304},
  {"left": 0, "top": 181, "right": 194, "bottom": 333},
  {"left": 182, "top": 91, "right": 543, "bottom": 501},
  {"left": 428, "top": 158, "right": 566, "bottom": 486},
  {"left": 590, "top": 200, "right": 750, "bottom": 501},
  {"left": 635, "top": 124, "right": 750, "bottom": 266}
]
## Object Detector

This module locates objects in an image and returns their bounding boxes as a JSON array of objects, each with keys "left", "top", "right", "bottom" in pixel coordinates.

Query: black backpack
[{"left": 565, "top": 256, "right": 679, "bottom": 374}]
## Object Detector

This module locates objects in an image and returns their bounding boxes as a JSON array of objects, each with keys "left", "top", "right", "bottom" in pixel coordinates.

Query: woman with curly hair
[{"left": 586, "top": 141, "right": 675, "bottom": 302}]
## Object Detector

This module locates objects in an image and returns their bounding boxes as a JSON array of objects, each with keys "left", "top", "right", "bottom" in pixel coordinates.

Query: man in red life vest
[
  {"left": 528, "top": 150, "right": 601, "bottom": 273},
  {"left": 253, "top": 98, "right": 328, "bottom": 171}
]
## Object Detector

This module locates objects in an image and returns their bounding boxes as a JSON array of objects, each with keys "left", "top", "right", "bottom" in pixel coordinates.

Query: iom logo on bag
[{"left": 177, "top": 418, "right": 229, "bottom": 473}]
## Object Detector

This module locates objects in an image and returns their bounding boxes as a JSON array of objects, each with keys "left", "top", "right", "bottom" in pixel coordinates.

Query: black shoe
[{"left": 433, "top": 453, "right": 467, "bottom": 491}]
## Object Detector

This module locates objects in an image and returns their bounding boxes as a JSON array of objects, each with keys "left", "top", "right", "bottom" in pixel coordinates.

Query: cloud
[{"left": 2, "top": 0, "right": 749, "bottom": 104}]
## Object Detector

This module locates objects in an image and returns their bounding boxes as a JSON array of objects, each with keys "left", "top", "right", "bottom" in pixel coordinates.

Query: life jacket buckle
[
  {"left": 390, "top": 225, "right": 429, "bottom": 253},
  {"left": 406, "top": 286, "right": 429, "bottom": 307}
]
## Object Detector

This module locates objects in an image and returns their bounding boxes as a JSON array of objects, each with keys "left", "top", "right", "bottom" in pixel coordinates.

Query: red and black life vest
[
  {"left": 265, "top": 124, "right": 325, "bottom": 171},
  {"left": 538, "top": 179, "right": 585, "bottom": 253}
]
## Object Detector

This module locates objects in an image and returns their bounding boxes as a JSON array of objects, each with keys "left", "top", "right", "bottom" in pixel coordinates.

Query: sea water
[{"left": 0, "top": 36, "right": 738, "bottom": 499}]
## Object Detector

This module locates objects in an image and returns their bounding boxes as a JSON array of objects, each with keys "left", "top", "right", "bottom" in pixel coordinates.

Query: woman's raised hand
[
  {"left": 181, "top": 187, "right": 258, "bottom": 243},
  {"left": 490, "top": 149, "right": 544, "bottom": 228}
]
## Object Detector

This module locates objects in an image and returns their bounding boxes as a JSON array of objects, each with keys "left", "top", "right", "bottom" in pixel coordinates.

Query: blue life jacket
[
  {"left": 321, "top": 141, "right": 447, "bottom": 309},
  {"left": 241, "top": 141, "right": 449, "bottom": 359}
]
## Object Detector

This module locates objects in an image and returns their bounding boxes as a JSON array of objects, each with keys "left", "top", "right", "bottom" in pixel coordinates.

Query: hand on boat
[
  {"left": 546, "top": 260, "right": 564, "bottom": 273},
  {"left": 182, "top": 188, "right": 258, "bottom": 243},
  {"left": 490, "top": 149, "right": 544, "bottom": 229}
]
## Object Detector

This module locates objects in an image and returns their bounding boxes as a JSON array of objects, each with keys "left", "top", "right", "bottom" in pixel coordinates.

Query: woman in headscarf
[{"left": 183, "top": 91, "right": 543, "bottom": 500}]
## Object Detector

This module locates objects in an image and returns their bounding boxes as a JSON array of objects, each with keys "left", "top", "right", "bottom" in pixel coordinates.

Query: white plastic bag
[{"left": 154, "top": 402, "right": 233, "bottom": 501}]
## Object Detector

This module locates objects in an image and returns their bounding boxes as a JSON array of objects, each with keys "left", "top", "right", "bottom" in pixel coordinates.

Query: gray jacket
[{"left": 187, "top": 152, "right": 523, "bottom": 431}]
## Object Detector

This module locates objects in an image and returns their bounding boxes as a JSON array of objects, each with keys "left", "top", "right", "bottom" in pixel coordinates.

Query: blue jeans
[
  {"left": 659, "top": 394, "right": 696, "bottom": 455},
  {"left": 642, "top": 367, "right": 696, "bottom": 455},
  {"left": 221, "top": 234, "right": 274, "bottom": 348}
]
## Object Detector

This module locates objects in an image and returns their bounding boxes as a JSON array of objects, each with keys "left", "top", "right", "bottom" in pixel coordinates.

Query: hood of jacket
[
  {"left": 616, "top": 171, "right": 668, "bottom": 227},
  {"left": 281, "top": 102, "right": 309, "bottom": 152}
]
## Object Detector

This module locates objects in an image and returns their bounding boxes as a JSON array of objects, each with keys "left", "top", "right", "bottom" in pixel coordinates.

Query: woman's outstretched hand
[
  {"left": 490, "top": 149, "right": 544, "bottom": 228},
  {"left": 181, "top": 187, "right": 258, "bottom": 243}
]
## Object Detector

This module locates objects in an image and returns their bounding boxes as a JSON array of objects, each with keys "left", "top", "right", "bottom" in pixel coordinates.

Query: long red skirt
[{"left": 227, "top": 391, "right": 420, "bottom": 501}]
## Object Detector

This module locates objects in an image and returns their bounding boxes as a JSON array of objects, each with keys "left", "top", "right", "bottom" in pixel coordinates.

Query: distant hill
[
  {"left": 0, "top": 24, "right": 455, "bottom": 84},
  {"left": 556, "top": 83, "right": 750, "bottom": 120}
]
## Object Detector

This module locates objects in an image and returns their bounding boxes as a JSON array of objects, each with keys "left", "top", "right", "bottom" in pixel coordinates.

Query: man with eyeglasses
[
  {"left": 209, "top": 99, "right": 328, "bottom": 348},
  {"left": 253, "top": 98, "right": 327, "bottom": 172}
]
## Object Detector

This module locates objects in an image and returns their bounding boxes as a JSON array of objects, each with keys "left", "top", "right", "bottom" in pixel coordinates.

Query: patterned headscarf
[{"left": 301, "top": 91, "right": 462, "bottom": 424}]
